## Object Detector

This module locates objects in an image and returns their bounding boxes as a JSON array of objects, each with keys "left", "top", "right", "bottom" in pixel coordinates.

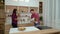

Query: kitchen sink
[{"left": 36, "top": 26, "right": 52, "bottom": 30}]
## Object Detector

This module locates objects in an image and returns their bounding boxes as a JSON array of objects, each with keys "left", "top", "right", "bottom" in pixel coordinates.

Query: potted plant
[
  {"left": 39, "top": 16, "right": 43, "bottom": 21},
  {"left": 39, "top": 16, "right": 43, "bottom": 25}
]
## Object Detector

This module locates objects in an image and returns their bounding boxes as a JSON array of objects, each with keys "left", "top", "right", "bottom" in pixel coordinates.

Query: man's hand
[
  {"left": 30, "top": 18, "right": 35, "bottom": 23},
  {"left": 31, "top": 18, "right": 35, "bottom": 21}
]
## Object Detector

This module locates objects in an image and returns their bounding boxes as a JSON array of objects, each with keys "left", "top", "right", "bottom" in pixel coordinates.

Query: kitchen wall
[
  {"left": 5, "top": 0, "right": 39, "bottom": 25},
  {"left": 43, "top": 0, "right": 56, "bottom": 27},
  {"left": 5, "top": 0, "right": 39, "bottom": 7},
  {"left": 43, "top": 0, "right": 60, "bottom": 30},
  {"left": 5, "top": 6, "right": 38, "bottom": 25},
  {"left": 5, "top": 0, "right": 60, "bottom": 30},
  {"left": 55, "top": 0, "right": 60, "bottom": 29}
]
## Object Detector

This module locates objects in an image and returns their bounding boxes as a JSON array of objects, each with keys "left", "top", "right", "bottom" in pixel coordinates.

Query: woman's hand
[
  {"left": 14, "top": 18, "right": 18, "bottom": 21},
  {"left": 17, "top": 13, "right": 20, "bottom": 17}
]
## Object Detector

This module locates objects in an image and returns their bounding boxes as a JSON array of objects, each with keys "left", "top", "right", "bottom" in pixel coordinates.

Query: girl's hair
[{"left": 13, "top": 9, "right": 17, "bottom": 14}]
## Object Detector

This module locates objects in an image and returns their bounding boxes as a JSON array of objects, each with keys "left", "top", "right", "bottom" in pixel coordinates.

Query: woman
[
  {"left": 11, "top": 9, "right": 18, "bottom": 28},
  {"left": 8, "top": 9, "right": 20, "bottom": 28}
]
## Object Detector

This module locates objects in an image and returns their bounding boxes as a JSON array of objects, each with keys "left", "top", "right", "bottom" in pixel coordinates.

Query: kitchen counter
[
  {"left": 9, "top": 26, "right": 60, "bottom": 34},
  {"left": 20, "top": 29, "right": 60, "bottom": 34},
  {"left": 9, "top": 26, "right": 39, "bottom": 34}
]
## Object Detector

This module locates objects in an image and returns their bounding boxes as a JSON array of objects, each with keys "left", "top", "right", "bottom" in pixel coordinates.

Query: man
[{"left": 30, "top": 9, "right": 42, "bottom": 30}]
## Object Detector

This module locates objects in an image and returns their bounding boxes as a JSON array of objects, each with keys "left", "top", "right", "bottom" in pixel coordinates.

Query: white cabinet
[{"left": 5, "top": 0, "right": 39, "bottom": 7}]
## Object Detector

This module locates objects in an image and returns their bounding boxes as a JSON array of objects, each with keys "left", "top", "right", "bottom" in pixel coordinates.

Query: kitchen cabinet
[
  {"left": 5, "top": 6, "right": 38, "bottom": 13},
  {"left": 0, "top": 0, "right": 5, "bottom": 34},
  {"left": 0, "top": 30, "right": 4, "bottom": 34},
  {"left": 5, "top": 0, "right": 39, "bottom": 7},
  {"left": 0, "top": 1, "right": 5, "bottom": 18},
  {"left": 0, "top": 24, "right": 4, "bottom": 30},
  {"left": 0, "top": 18, "right": 5, "bottom": 34},
  {"left": 0, "top": 0, "right": 5, "bottom": 18},
  {"left": 0, "top": 9, "right": 5, "bottom": 18}
]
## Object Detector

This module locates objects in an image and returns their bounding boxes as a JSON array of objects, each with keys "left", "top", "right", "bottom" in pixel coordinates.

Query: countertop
[{"left": 9, "top": 26, "right": 60, "bottom": 34}]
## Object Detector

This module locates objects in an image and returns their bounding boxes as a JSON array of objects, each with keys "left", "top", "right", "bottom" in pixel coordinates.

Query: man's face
[{"left": 30, "top": 11, "right": 34, "bottom": 14}]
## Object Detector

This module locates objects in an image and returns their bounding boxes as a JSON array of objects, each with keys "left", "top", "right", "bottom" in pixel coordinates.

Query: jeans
[
  {"left": 34, "top": 22, "right": 40, "bottom": 27},
  {"left": 12, "top": 22, "right": 17, "bottom": 28},
  {"left": 34, "top": 22, "right": 42, "bottom": 30}
]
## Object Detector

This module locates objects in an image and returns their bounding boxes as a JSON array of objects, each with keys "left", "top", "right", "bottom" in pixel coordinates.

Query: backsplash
[
  {"left": 5, "top": 13, "right": 31, "bottom": 25},
  {"left": 18, "top": 13, "right": 31, "bottom": 24}
]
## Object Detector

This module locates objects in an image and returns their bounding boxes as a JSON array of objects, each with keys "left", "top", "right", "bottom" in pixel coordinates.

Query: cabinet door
[
  {"left": 0, "top": 9, "right": 5, "bottom": 18},
  {"left": 0, "top": 30, "right": 4, "bottom": 34},
  {"left": 0, "top": 24, "right": 4, "bottom": 30},
  {"left": 0, "top": 0, "right": 5, "bottom": 18}
]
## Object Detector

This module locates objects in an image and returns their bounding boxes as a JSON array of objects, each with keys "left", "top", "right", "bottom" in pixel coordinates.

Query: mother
[
  {"left": 11, "top": 9, "right": 18, "bottom": 28},
  {"left": 8, "top": 9, "right": 20, "bottom": 28}
]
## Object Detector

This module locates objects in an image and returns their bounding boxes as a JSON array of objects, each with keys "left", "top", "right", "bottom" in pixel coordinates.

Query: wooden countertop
[{"left": 18, "top": 29, "right": 60, "bottom": 34}]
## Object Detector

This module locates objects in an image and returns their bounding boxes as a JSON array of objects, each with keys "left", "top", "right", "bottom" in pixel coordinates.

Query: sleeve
[
  {"left": 31, "top": 14, "right": 33, "bottom": 18},
  {"left": 34, "top": 13, "right": 39, "bottom": 21}
]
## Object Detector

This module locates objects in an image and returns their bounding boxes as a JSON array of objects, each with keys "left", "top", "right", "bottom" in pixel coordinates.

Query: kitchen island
[{"left": 9, "top": 26, "right": 60, "bottom": 34}]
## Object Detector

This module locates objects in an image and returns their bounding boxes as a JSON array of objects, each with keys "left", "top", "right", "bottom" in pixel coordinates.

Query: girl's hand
[{"left": 17, "top": 13, "right": 20, "bottom": 17}]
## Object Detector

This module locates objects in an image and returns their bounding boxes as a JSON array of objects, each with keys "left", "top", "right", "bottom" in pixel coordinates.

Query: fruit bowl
[{"left": 18, "top": 27, "right": 26, "bottom": 31}]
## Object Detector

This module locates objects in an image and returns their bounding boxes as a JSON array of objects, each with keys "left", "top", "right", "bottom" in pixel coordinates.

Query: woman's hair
[
  {"left": 30, "top": 9, "right": 34, "bottom": 12},
  {"left": 13, "top": 9, "right": 17, "bottom": 14}
]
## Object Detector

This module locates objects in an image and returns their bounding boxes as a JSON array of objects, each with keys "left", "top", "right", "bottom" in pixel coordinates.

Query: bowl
[{"left": 18, "top": 27, "right": 26, "bottom": 31}]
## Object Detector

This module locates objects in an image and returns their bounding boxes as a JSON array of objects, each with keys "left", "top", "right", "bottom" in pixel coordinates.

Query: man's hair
[{"left": 30, "top": 9, "right": 34, "bottom": 12}]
